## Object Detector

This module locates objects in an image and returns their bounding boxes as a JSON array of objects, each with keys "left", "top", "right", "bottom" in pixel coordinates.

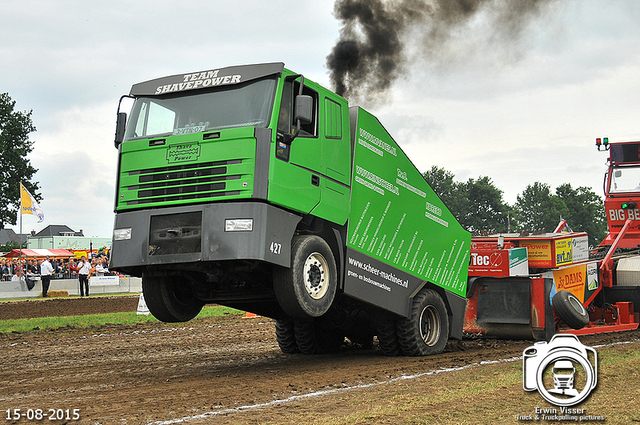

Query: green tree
[
  {"left": 0, "top": 240, "right": 26, "bottom": 252},
  {"left": 423, "top": 167, "right": 509, "bottom": 234},
  {"left": 0, "top": 92, "right": 40, "bottom": 227},
  {"left": 422, "top": 165, "right": 462, "bottom": 214},
  {"left": 514, "top": 182, "right": 569, "bottom": 233},
  {"left": 459, "top": 176, "right": 510, "bottom": 234},
  {"left": 556, "top": 183, "right": 607, "bottom": 246}
]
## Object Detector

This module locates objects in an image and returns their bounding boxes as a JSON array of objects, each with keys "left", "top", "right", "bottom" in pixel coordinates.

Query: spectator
[
  {"left": 69, "top": 259, "right": 79, "bottom": 278},
  {"left": 40, "top": 255, "right": 54, "bottom": 297},
  {"left": 95, "top": 258, "right": 107, "bottom": 276},
  {"left": 1, "top": 259, "right": 10, "bottom": 281},
  {"left": 25, "top": 263, "right": 36, "bottom": 291},
  {"left": 77, "top": 255, "right": 91, "bottom": 297},
  {"left": 11, "top": 269, "right": 23, "bottom": 282},
  {"left": 28, "top": 260, "right": 37, "bottom": 274}
]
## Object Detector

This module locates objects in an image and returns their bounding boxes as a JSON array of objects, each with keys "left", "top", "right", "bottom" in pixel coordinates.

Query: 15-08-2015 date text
[{"left": 5, "top": 409, "right": 80, "bottom": 421}]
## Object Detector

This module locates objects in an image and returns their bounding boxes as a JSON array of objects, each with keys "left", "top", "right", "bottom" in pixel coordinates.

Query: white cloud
[
  {"left": 3, "top": 0, "right": 640, "bottom": 239},
  {"left": 19, "top": 101, "right": 117, "bottom": 237}
]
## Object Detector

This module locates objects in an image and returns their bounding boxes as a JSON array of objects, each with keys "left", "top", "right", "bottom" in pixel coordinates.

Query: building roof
[
  {"left": 0, "top": 228, "right": 28, "bottom": 245},
  {"left": 33, "top": 225, "right": 84, "bottom": 237}
]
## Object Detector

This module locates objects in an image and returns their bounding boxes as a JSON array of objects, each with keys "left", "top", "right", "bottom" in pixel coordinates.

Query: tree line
[
  {"left": 422, "top": 166, "right": 607, "bottom": 247},
  {"left": 0, "top": 92, "right": 40, "bottom": 230}
]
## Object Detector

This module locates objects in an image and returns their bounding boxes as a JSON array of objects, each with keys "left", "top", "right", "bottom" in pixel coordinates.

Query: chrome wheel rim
[
  {"left": 420, "top": 305, "right": 441, "bottom": 346},
  {"left": 303, "top": 252, "right": 329, "bottom": 300}
]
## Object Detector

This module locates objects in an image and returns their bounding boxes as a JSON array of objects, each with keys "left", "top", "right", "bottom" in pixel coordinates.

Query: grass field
[{"left": 0, "top": 304, "right": 243, "bottom": 334}]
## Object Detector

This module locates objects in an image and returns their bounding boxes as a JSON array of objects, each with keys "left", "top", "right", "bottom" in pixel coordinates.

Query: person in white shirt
[
  {"left": 77, "top": 255, "right": 91, "bottom": 297},
  {"left": 40, "top": 256, "right": 54, "bottom": 297},
  {"left": 95, "top": 258, "right": 107, "bottom": 276}
]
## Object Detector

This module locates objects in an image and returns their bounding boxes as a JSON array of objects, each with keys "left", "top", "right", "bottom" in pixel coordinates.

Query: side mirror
[
  {"left": 295, "top": 95, "right": 313, "bottom": 124},
  {"left": 114, "top": 112, "right": 127, "bottom": 148}
]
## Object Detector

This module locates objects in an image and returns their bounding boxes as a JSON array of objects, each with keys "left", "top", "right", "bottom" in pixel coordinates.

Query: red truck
[{"left": 463, "top": 138, "right": 640, "bottom": 340}]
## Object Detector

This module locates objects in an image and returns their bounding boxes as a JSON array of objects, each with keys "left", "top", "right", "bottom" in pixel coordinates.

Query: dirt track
[{"left": 0, "top": 297, "right": 639, "bottom": 424}]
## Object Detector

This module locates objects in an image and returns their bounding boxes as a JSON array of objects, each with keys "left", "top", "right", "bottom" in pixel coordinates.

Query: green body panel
[
  {"left": 117, "top": 127, "right": 256, "bottom": 210},
  {"left": 346, "top": 107, "right": 471, "bottom": 300},
  {"left": 267, "top": 157, "right": 321, "bottom": 214},
  {"left": 312, "top": 177, "right": 351, "bottom": 225},
  {"left": 265, "top": 70, "right": 351, "bottom": 225},
  {"left": 115, "top": 66, "right": 351, "bottom": 225}
]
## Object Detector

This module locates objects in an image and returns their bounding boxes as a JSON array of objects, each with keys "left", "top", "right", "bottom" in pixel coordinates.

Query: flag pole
[{"left": 19, "top": 189, "right": 23, "bottom": 285}]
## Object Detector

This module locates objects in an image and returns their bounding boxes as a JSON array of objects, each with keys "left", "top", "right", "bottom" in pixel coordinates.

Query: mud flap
[{"left": 443, "top": 290, "right": 466, "bottom": 340}]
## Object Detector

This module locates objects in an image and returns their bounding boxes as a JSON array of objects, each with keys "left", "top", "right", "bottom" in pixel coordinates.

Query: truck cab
[
  {"left": 598, "top": 138, "right": 640, "bottom": 249},
  {"left": 111, "top": 63, "right": 352, "bottom": 320},
  {"left": 110, "top": 63, "right": 471, "bottom": 356}
]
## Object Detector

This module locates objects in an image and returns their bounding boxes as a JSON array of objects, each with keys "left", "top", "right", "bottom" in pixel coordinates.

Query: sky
[{"left": 2, "top": 0, "right": 640, "bottom": 239}]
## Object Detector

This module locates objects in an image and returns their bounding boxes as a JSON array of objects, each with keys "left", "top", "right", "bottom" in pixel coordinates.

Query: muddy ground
[{"left": 0, "top": 297, "right": 638, "bottom": 424}]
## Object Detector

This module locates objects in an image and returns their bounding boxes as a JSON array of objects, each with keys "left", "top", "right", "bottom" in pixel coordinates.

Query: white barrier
[
  {"left": 89, "top": 276, "right": 120, "bottom": 286},
  {"left": 0, "top": 276, "right": 142, "bottom": 299}
]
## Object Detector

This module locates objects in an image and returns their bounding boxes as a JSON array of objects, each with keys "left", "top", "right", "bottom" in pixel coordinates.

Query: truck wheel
[
  {"left": 294, "top": 319, "right": 344, "bottom": 354},
  {"left": 275, "top": 320, "right": 299, "bottom": 354},
  {"left": 142, "top": 274, "right": 204, "bottom": 323},
  {"left": 552, "top": 290, "right": 589, "bottom": 329},
  {"left": 376, "top": 318, "right": 401, "bottom": 356},
  {"left": 396, "top": 288, "right": 449, "bottom": 356},
  {"left": 274, "top": 235, "right": 337, "bottom": 319}
]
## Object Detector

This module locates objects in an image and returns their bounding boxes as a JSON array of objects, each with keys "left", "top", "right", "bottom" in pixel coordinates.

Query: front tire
[
  {"left": 142, "top": 273, "right": 204, "bottom": 322},
  {"left": 396, "top": 288, "right": 449, "bottom": 356},
  {"left": 274, "top": 235, "right": 337, "bottom": 319}
]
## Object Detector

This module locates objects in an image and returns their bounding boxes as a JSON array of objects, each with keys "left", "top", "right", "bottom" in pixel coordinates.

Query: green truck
[{"left": 110, "top": 62, "right": 471, "bottom": 355}]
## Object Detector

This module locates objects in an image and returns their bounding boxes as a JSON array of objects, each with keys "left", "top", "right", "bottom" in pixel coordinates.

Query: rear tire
[
  {"left": 294, "top": 319, "right": 344, "bottom": 354},
  {"left": 552, "top": 290, "right": 589, "bottom": 329},
  {"left": 376, "top": 316, "right": 401, "bottom": 356},
  {"left": 275, "top": 320, "right": 299, "bottom": 354},
  {"left": 396, "top": 288, "right": 449, "bottom": 356},
  {"left": 274, "top": 235, "right": 337, "bottom": 319},
  {"left": 142, "top": 273, "right": 204, "bottom": 322}
]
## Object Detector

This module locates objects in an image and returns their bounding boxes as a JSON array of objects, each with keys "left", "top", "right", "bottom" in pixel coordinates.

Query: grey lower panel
[
  {"left": 343, "top": 248, "right": 423, "bottom": 317},
  {"left": 344, "top": 248, "right": 467, "bottom": 338},
  {"left": 110, "top": 202, "right": 302, "bottom": 270},
  {"left": 444, "top": 290, "right": 466, "bottom": 340}
]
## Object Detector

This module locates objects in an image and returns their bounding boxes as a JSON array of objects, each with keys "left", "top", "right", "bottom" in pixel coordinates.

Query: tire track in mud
[
  {"left": 150, "top": 337, "right": 640, "bottom": 425},
  {"left": 1, "top": 298, "right": 639, "bottom": 424}
]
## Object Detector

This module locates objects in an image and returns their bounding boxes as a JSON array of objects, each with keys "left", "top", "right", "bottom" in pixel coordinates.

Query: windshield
[
  {"left": 609, "top": 165, "right": 640, "bottom": 193},
  {"left": 125, "top": 77, "right": 277, "bottom": 141}
]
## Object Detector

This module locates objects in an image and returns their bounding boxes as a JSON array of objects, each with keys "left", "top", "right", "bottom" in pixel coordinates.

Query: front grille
[
  {"left": 137, "top": 162, "right": 228, "bottom": 183},
  {"left": 124, "top": 160, "right": 243, "bottom": 205}
]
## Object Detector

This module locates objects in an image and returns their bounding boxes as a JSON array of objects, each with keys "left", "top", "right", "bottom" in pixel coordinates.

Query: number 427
[{"left": 269, "top": 242, "right": 282, "bottom": 255}]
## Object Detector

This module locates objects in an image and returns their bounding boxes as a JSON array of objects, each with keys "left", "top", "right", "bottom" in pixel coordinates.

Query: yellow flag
[{"left": 20, "top": 183, "right": 44, "bottom": 223}]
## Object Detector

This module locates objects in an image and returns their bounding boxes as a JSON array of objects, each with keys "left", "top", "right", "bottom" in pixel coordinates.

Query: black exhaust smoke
[{"left": 327, "top": 0, "right": 554, "bottom": 103}]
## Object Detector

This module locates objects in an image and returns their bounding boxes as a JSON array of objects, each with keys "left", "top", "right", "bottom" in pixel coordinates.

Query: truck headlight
[
  {"left": 113, "top": 227, "right": 132, "bottom": 240},
  {"left": 225, "top": 219, "right": 253, "bottom": 232}
]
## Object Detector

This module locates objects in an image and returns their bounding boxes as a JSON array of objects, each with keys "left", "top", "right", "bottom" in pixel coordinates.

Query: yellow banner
[
  {"left": 553, "top": 264, "right": 587, "bottom": 302},
  {"left": 20, "top": 183, "right": 44, "bottom": 223}
]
